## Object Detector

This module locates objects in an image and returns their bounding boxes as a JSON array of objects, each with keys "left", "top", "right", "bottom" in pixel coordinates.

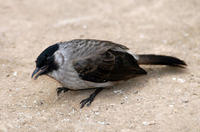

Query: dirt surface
[{"left": 0, "top": 0, "right": 200, "bottom": 131}]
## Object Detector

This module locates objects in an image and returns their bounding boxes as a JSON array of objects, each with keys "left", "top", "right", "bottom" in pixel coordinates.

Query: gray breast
[{"left": 48, "top": 44, "right": 114, "bottom": 90}]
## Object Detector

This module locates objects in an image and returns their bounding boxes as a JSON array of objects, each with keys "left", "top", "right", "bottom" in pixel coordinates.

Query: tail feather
[{"left": 137, "top": 54, "right": 186, "bottom": 67}]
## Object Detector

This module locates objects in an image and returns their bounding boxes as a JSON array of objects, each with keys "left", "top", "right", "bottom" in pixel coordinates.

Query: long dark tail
[{"left": 137, "top": 54, "right": 186, "bottom": 67}]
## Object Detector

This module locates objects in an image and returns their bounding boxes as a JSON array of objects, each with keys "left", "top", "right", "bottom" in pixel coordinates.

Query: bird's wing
[{"left": 73, "top": 49, "right": 147, "bottom": 83}]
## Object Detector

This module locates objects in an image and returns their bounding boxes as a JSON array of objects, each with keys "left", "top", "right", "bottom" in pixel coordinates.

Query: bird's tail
[{"left": 136, "top": 54, "right": 186, "bottom": 67}]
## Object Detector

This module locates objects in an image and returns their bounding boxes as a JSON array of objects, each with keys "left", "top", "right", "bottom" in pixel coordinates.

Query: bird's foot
[
  {"left": 56, "top": 87, "right": 69, "bottom": 96},
  {"left": 80, "top": 88, "right": 103, "bottom": 108},
  {"left": 80, "top": 96, "right": 95, "bottom": 108}
]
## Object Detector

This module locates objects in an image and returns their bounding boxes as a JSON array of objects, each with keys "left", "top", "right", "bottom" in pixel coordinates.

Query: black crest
[{"left": 36, "top": 44, "right": 59, "bottom": 68}]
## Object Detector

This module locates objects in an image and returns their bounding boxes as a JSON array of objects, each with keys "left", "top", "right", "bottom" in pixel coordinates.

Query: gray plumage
[
  {"left": 32, "top": 39, "right": 186, "bottom": 108},
  {"left": 48, "top": 39, "right": 146, "bottom": 90}
]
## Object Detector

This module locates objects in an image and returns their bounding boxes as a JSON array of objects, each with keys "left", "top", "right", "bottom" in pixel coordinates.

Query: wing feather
[{"left": 73, "top": 49, "right": 146, "bottom": 83}]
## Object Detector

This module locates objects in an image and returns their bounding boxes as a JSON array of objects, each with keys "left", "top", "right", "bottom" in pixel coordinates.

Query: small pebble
[
  {"left": 13, "top": 72, "right": 17, "bottom": 76},
  {"left": 181, "top": 97, "right": 189, "bottom": 103},
  {"left": 142, "top": 121, "right": 156, "bottom": 126},
  {"left": 183, "top": 100, "right": 189, "bottom": 103},
  {"left": 172, "top": 78, "right": 185, "bottom": 83},
  {"left": 94, "top": 111, "right": 99, "bottom": 115},
  {"left": 134, "top": 91, "right": 138, "bottom": 94},
  {"left": 172, "top": 77, "right": 176, "bottom": 81},
  {"left": 142, "top": 121, "right": 149, "bottom": 126},
  {"left": 177, "top": 78, "right": 185, "bottom": 83},
  {"left": 82, "top": 25, "right": 87, "bottom": 29},
  {"left": 97, "top": 121, "right": 109, "bottom": 125},
  {"left": 169, "top": 104, "right": 174, "bottom": 107},
  {"left": 113, "top": 90, "right": 122, "bottom": 94},
  {"left": 124, "top": 96, "right": 128, "bottom": 99},
  {"left": 97, "top": 121, "right": 105, "bottom": 125},
  {"left": 40, "top": 101, "right": 44, "bottom": 105},
  {"left": 139, "top": 34, "right": 145, "bottom": 39}
]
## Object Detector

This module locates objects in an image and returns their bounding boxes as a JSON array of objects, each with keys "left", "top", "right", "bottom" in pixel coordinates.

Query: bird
[{"left": 32, "top": 39, "right": 186, "bottom": 108}]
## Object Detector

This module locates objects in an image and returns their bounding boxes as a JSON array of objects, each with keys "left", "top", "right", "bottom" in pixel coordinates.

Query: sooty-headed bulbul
[{"left": 32, "top": 39, "right": 186, "bottom": 108}]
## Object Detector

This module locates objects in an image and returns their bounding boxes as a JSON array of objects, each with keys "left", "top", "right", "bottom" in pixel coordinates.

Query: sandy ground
[{"left": 0, "top": 0, "right": 200, "bottom": 131}]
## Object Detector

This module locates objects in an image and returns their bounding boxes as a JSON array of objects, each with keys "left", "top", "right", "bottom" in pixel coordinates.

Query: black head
[{"left": 32, "top": 44, "right": 59, "bottom": 79}]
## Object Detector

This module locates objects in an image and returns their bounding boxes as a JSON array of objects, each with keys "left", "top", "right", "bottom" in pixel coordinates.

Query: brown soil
[{"left": 0, "top": 0, "right": 199, "bottom": 131}]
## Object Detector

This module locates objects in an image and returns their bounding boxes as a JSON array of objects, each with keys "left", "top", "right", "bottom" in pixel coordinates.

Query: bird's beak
[{"left": 31, "top": 66, "right": 48, "bottom": 80}]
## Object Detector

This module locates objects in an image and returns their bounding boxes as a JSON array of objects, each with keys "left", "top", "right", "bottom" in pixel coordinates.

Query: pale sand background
[{"left": 0, "top": 0, "right": 200, "bottom": 131}]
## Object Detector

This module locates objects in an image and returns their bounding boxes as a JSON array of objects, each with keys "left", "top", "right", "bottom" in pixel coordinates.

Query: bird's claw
[
  {"left": 80, "top": 97, "right": 94, "bottom": 108},
  {"left": 56, "top": 87, "right": 69, "bottom": 96}
]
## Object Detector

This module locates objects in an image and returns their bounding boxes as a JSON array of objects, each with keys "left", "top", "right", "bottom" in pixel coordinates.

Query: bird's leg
[
  {"left": 80, "top": 88, "right": 103, "bottom": 108},
  {"left": 56, "top": 87, "right": 69, "bottom": 96}
]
